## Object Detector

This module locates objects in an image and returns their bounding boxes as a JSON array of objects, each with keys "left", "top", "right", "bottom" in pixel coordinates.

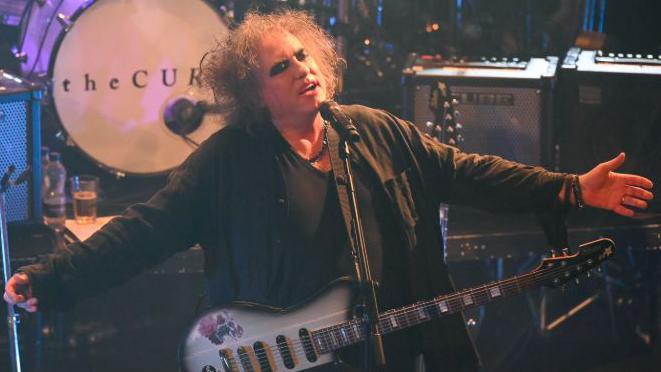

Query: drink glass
[{"left": 70, "top": 175, "right": 99, "bottom": 224}]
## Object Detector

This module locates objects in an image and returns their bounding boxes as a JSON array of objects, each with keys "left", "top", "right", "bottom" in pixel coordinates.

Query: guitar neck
[{"left": 311, "top": 271, "right": 541, "bottom": 353}]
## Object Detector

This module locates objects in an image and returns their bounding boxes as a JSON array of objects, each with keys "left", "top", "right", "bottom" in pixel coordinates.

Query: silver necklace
[{"left": 307, "top": 120, "right": 328, "bottom": 164}]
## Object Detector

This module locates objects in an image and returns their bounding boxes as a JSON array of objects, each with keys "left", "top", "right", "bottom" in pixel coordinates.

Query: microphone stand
[
  {"left": 336, "top": 138, "right": 386, "bottom": 371},
  {"left": 1, "top": 165, "right": 24, "bottom": 372}
]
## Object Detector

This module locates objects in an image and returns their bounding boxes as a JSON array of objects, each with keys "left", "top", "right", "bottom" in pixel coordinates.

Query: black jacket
[{"left": 22, "top": 105, "right": 568, "bottom": 370}]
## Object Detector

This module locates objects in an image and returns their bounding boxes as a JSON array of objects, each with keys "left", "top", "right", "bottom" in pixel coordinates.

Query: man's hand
[
  {"left": 579, "top": 153, "right": 654, "bottom": 217},
  {"left": 3, "top": 273, "right": 38, "bottom": 312}
]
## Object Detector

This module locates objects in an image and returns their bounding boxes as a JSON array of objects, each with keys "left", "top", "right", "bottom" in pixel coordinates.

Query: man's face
[{"left": 255, "top": 31, "right": 327, "bottom": 124}]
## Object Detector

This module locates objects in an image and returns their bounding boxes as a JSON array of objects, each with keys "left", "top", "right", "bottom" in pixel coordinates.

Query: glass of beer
[{"left": 70, "top": 175, "right": 99, "bottom": 224}]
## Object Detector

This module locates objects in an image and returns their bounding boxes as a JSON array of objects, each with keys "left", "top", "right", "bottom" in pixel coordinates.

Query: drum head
[{"left": 28, "top": 0, "right": 227, "bottom": 175}]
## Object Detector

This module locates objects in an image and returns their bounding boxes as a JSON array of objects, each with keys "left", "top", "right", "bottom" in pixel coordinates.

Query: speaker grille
[
  {"left": 0, "top": 100, "right": 30, "bottom": 222},
  {"left": 414, "top": 85, "right": 545, "bottom": 166}
]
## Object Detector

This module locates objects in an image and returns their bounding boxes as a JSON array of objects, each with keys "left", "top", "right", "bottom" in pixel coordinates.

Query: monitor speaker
[{"left": 556, "top": 49, "right": 661, "bottom": 212}]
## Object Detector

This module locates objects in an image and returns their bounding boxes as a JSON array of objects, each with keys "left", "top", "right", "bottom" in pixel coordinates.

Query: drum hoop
[{"left": 42, "top": 0, "right": 228, "bottom": 177}]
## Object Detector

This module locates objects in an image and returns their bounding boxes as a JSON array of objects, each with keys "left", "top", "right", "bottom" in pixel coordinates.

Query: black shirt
[{"left": 277, "top": 144, "right": 410, "bottom": 310}]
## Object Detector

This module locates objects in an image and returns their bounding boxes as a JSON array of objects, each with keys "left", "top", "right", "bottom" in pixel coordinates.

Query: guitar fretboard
[{"left": 310, "top": 266, "right": 555, "bottom": 354}]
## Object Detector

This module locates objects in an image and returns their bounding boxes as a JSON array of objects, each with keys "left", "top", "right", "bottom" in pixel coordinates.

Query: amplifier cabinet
[
  {"left": 556, "top": 48, "right": 661, "bottom": 212},
  {"left": 0, "top": 71, "right": 42, "bottom": 223},
  {"left": 402, "top": 55, "right": 558, "bottom": 167}
]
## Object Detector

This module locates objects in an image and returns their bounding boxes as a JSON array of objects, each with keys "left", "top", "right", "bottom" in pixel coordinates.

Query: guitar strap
[
  {"left": 536, "top": 176, "right": 571, "bottom": 252},
  {"left": 326, "top": 123, "right": 359, "bottom": 256}
]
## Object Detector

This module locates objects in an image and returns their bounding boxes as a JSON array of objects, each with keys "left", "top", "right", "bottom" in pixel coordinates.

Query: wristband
[{"left": 571, "top": 175, "right": 584, "bottom": 209}]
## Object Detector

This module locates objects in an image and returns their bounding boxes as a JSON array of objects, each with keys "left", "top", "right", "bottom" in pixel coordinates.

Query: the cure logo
[{"left": 58, "top": 67, "right": 202, "bottom": 92}]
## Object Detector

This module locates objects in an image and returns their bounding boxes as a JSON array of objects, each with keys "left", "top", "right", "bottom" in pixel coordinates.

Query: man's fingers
[
  {"left": 621, "top": 196, "right": 648, "bottom": 210},
  {"left": 614, "top": 204, "right": 635, "bottom": 217},
  {"left": 12, "top": 273, "right": 29, "bottom": 285},
  {"left": 601, "top": 152, "right": 626, "bottom": 172},
  {"left": 4, "top": 273, "right": 32, "bottom": 305},
  {"left": 619, "top": 174, "right": 654, "bottom": 190},
  {"left": 627, "top": 186, "right": 654, "bottom": 201},
  {"left": 3, "top": 291, "right": 25, "bottom": 305},
  {"left": 4, "top": 289, "right": 38, "bottom": 312},
  {"left": 16, "top": 301, "right": 37, "bottom": 312}
]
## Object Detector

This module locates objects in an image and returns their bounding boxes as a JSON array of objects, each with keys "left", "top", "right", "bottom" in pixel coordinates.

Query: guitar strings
[
  {"left": 208, "top": 262, "right": 592, "bottom": 370},
  {"left": 201, "top": 261, "right": 594, "bottom": 371}
]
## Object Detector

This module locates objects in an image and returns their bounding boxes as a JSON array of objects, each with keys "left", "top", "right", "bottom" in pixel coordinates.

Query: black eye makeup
[
  {"left": 295, "top": 48, "right": 308, "bottom": 61},
  {"left": 270, "top": 60, "right": 289, "bottom": 76},
  {"left": 268, "top": 48, "right": 309, "bottom": 77}
]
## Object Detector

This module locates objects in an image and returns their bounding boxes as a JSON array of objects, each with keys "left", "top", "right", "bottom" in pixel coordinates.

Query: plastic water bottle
[
  {"left": 41, "top": 146, "right": 49, "bottom": 193},
  {"left": 42, "top": 152, "right": 67, "bottom": 231},
  {"left": 41, "top": 146, "right": 49, "bottom": 169}
]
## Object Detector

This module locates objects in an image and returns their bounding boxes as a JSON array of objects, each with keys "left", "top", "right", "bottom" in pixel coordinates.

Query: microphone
[
  {"left": 319, "top": 101, "right": 360, "bottom": 142},
  {"left": 163, "top": 96, "right": 205, "bottom": 136}
]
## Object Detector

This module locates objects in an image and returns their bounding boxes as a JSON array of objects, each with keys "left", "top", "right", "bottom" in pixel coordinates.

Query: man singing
[{"left": 5, "top": 9, "right": 654, "bottom": 371}]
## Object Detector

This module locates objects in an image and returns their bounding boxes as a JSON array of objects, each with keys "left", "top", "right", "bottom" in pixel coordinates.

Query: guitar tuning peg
[
  {"left": 575, "top": 278, "right": 580, "bottom": 285},
  {"left": 455, "top": 123, "right": 463, "bottom": 129},
  {"left": 453, "top": 110, "right": 461, "bottom": 117},
  {"left": 586, "top": 270, "right": 591, "bottom": 278},
  {"left": 452, "top": 98, "right": 459, "bottom": 106},
  {"left": 425, "top": 121, "right": 434, "bottom": 129},
  {"left": 446, "top": 126, "right": 454, "bottom": 133},
  {"left": 457, "top": 134, "right": 464, "bottom": 142},
  {"left": 444, "top": 113, "right": 453, "bottom": 121},
  {"left": 448, "top": 139, "right": 456, "bottom": 145},
  {"left": 443, "top": 102, "right": 451, "bottom": 109},
  {"left": 434, "top": 126, "right": 443, "bottom": 133}
]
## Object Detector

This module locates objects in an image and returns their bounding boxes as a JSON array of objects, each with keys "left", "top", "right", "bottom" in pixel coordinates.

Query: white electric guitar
[{"left": 180, "top": 238, "right": 615, "bottom": 372}]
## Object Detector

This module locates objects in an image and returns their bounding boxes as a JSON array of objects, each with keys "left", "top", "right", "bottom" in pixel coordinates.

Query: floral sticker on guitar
[{"left": 197, "top": 311, "right": 244, "bottom": 345}]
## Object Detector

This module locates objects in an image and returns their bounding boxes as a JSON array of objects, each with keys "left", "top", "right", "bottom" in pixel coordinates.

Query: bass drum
[{"left": 19, "top": 0, "right": 227, "bottom": 175}]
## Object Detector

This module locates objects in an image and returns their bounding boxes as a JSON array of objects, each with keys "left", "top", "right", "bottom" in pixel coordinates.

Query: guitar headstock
[
  {"left": 426, "top": 81, "right": 462, "bottom": 146},
  {"left": 535, "top": 238, "right": 615, "bottom": 288}
]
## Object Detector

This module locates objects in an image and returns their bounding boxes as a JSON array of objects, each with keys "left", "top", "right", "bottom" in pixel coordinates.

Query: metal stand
[
  {"left": 1, "top": 165, "right": 29, "bottom": 372},
  {"left": 338, "top": 139, "right": 386, "bottom": 371},
  {"left": 322, "top": 105, "right": 386, "bottom": 371}
]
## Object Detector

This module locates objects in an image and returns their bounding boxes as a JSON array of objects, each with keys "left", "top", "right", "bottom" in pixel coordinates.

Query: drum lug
[
  {"left": 111, "top": 171, "right": 126, "bottom": 180},
  {"left": 11, "top": 46, "right": 27, "bottom": 64},
  {"left": 56, "top": 13, "right": 72, "bottom": 32},
  {"left": 56, "top": 131, "right": 71, "bottom": 145}
]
